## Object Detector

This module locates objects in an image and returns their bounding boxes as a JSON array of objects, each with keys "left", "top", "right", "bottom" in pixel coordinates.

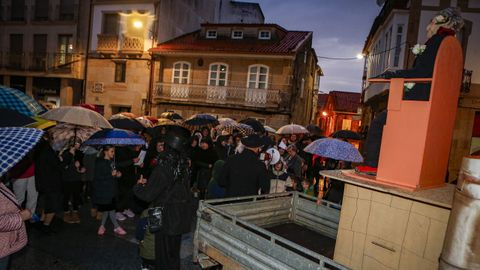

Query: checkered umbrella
[
  {"left": 216, "top": 123, "right": 254, "bottom": 136},
  {"left": 0, "top": 127, "right": 44, "bottom": 177},
  {"left": 0, "top": 108, "right": 36, "bottom": 127},
  {"left": 0, "top": 85, "right": 47, "bottom": 117}
]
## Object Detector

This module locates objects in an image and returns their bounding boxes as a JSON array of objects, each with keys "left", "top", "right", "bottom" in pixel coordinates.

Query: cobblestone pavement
[{"left": 10, "top": 207, "right": 201, "bottom": 270}]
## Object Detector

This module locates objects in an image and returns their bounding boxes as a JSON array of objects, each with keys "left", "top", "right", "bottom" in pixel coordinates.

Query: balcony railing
[
  {"left": 97, "top": 35, "right": 145, "bottom": 54},
  {"left": 54, "top": 4, "right": 78, "bottom": 21},
  {"left": 120, "top": 36, "right": 144, "bottom": 54},
  {"left": 1, "top": 52, "right": 77, "bottom": 74},
  {"left": 96, "top": 34, "right": 119, "bottom": 54},
  {"left": 153, "top": 82, "right": 291, "bottom": 110},
  {"left": 4, "top": 5, "right": 27, "bottom": 22}
]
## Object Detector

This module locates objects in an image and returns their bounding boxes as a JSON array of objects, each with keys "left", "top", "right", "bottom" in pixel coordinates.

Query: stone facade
[{"left": 335, "top": 184, "right": 450, "bottom": 270}]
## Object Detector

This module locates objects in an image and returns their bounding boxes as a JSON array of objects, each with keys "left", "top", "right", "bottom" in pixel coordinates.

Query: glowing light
[
  {"left": 133, "top": 20, "right": 143, "bottom": 29},
  {"left": 322, "top": 111, "right": 328, "bottom": 117},
  {"left": 356, "top": 53, "right": 365, "bottom": 60}
]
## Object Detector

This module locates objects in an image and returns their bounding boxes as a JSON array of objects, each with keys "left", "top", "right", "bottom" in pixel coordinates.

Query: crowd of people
[{"left": 0, "top": 120, "right": 350, "bottom": 270}]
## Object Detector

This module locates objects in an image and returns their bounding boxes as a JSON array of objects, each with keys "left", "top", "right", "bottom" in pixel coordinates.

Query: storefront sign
[{"left": 36, "top": 88, "right": 60, "bottom": 95}]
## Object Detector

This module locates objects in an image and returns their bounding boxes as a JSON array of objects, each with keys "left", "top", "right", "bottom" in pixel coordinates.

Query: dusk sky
[{"left": 253, "top": 0, "right": 382, "bottom": 93}]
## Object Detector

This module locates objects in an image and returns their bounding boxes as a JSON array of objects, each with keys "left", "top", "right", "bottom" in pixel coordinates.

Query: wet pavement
[{"left": 10, "top": 207, "right": 201, "bottom": 270}]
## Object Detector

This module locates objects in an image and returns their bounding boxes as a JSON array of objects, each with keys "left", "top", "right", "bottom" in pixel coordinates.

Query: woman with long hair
[{"left": 93, "top": 145, "right": 126, "bottom": 236}]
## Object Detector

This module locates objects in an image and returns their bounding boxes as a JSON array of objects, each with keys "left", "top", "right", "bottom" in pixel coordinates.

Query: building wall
[
  {"left": 85, "top": 58, "right": 150, "bottom": 117},
  {"left": 0, "top": 0, "right": 90, "bottom": 106}
]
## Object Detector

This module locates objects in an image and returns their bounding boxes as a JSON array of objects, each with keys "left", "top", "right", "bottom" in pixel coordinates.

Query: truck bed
[{"left": 265, "top": 223, "right": 336, "bottom": 259}]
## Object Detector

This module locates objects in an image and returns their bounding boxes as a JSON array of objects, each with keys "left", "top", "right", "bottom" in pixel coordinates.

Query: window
[
  {"left": 258, "top": 30, "right": 271, "bottom": 40},
  {"left": 247, "top": 65, "right": 269, "bottom": 89},
  {"left": 111, "top": 106, "right": 131, "bottom": 114},
  {"left": 102, "top": 13, "right": 119, "bottom": 35},
  {"left": 232, "top": 30, "right": 243, "bottom": 39},
  {"left": 172, "top": 62, "right": 190, "bottom": 84},
  {"left": 342, "top": 119, "right": 352, "bottom": 130},
  {"left": 206, "top": 30, "right": 217, "bottom": 39},
  {"left": 35, "top": 0, "right": 49, "bottom": 21},
  {"left": 11, "top": 0, "right": 25, "bottom": 21},
  {"left": 59, "top": 0, "right": 74, "bottom": 20},
  {"left": 9, "top": 34, "right": 23, "bottom": 69},
  {"left": 208, "top": 63, "right": 228, "bottom": 86},
  {"left": 57, "top": 35, "right": 73, "bottom": 67},
  {"left": 32, "top": 34, "right": 47, "bottom": 70},
  {"left": 114, "top": 62, "right": 126, "bottom": 82},
  {"left": 393, "top": 25, "right": 403, "bottom": 67}
]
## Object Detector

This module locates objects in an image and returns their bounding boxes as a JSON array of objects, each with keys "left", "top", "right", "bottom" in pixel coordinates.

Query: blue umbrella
[
  {"left": 0, "top": 85, "right": 47, "bottom": 116},
  {"left": 0, "top": 127, "right": 44, "bottom": 177},
  {"left": 184, "top": 114, "right": 219, "bottom": 127},
  {"left": 83, "top": 129, "right": 145, "bottom": 145},
  {"left": 304, "top": 138, "right": 363, "bottom": 163}
]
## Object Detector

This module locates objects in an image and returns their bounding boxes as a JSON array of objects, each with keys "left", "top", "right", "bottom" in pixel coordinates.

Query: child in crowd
[
  {"left": 301, "top": 178, "right": 315, "bottom": 197},
  {"left": 268, "top": 161, "right": 291, "bottom": 193}
]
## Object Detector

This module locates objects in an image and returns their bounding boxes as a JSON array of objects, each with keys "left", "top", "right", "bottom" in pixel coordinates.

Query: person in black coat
[
  {"left": 93, "top": 145, "right": 125, "bottom": 236},
  {"left": 133, "top": 126, "right": 193, "bottom": 270},
  {"left": 34, "top": 136, "right": 63, "bottom": 232},
  {"left": 193, "top": 139, "right": 218, "bottom": 199},
  {"left": 359, "top": 8, "right": 464, "bottom": 171},
  {"left": 219, "top": 134, "right": 270, "bottom": 197}
]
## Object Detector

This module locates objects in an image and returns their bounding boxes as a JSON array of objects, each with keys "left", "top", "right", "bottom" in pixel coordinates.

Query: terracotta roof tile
[
  {"left": 150, "top": 24, "right": 311, "bottom": 55},
  {"left": 330, "top": 91, "right": 361, "bottom": 113}
]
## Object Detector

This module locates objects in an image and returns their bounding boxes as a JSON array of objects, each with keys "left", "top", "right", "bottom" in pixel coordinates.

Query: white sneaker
[
  {"left": 115, "top": 212, "right": 126, "bottom": 221},
  {"left": 123, "top": 209, "right": 135, "bottom": 218}
]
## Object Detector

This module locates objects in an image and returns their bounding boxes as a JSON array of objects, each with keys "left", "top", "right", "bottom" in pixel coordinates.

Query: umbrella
[
  {"left": 239, "top": 118, "right": 265, "bottom": 133},
  {"left": 0, "top": 85, "right": 47, "bottom": 116},
  {"left": 184, "top": 114, "right": 219, "bottom": 128},
  {"left": 0, "top": 108, "right": 36, "bottom": 127},
  {"left": 49, "top": 123, "right": 100, "bottom": 151},
  {"left": 141, "top": 116, "right": 158, "bottom": 125},
  {"left": 27, "top": 117, "right": 56, "bottom": 130},
  {"left": 304, "top": 138, "right": 363, "bottom": 163},
  {"left": 160, "top": 111, "right": 183, "bottom": 121},
  {"left": 135, "top": 117, "right": 153, "bottom": 128},
  {"left": 218, "top": 118, "right": 237, "bottom": 125},
  {"left": 306, "top": 124, "right": 322, "bottom": 136},
  {"left": 156, "top": 118, "right": 177, "bottom": 126},
  {"left": 78, "top": 104, "right": 100, "bottom": 113},
  {"left": 0, "top": 127, "right": 44, "bottom": 177},
  {"left": 276, "top": 124, "right": 309, "bottom": 135},
  {"left": 216, "top": 123, "right": 254, "bottom": 136},
  {"left": 42, "top": 106, "right": 112, "bottom": 128},
  {"left": 263, "top": 125, "right": 277, "bottom": 133},
  {"left": 83, "top": 129, "right": 145, "bottom": 146},
  {"left": 331, "top": 130, "right": 362, "bottom": 140},
  {"left": 110, "top": 112, "right": 137, "bottom": 120},
  {"left": 109, "top": 118, "right": 145, "bottom": 131}
]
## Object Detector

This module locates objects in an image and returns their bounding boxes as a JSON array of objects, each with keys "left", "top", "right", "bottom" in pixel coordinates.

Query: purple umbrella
[{"left": 304, "top": 138, "right": 363, "bottom": 163}]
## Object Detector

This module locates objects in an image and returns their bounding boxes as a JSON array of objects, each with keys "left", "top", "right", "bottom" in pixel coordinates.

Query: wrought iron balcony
[
  {"left": 96, "top": 34, "right": 119, "bottom": 54},
  {"left": 153, "top": 82, "right": 291, "bottom": 111},
  {"left": 0, "top": 52, "right": 77, "bottom": 74}
]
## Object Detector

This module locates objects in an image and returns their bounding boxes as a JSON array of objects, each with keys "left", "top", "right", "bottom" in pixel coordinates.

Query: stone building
[
  {"left": 315, "top": 91, "right": 362, "bottom": 136},
  {"left": 361, "top": 0, "right": 480, "bottom": 181},
  {"left": 84, "top": 0, "right": 264, "bottom": 118},
  {"left": 0, "top": 0, "right": 90, "bottom": 107},
  {"left": 149, "top": 23, "right": 321, "bottom": 128}
]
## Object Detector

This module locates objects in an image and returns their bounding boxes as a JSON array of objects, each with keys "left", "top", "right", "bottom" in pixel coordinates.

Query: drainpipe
[{"left": 145, "top": 0, "right": 160, "bottom": 116}]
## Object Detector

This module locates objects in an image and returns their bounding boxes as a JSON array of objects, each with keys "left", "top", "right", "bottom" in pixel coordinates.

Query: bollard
[{"left": 439, "top": 156, "right": 480, "bottom": 269}]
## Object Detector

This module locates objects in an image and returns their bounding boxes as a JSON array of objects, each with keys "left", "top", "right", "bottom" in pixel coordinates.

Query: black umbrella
[
  {"left": 0, "top": 108, "right": 36, "bottom": 127},
  {"left": 109, "top": 118, "right": 145, "bottom": 132},
  {"left": 306, "top": 124, "right": 322, "bottom": 136},
  {"left": 239, "top": 118, "right": 265, "bottom": 133},
  {"left": 160, "top": 111, "right": 183, "bottom": 121},
  {"left": 331, "top": 130, "right": 362, "bottom": 140},
  {"left": 184, "top": 114, "right": 219, "bottom": 127}
]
